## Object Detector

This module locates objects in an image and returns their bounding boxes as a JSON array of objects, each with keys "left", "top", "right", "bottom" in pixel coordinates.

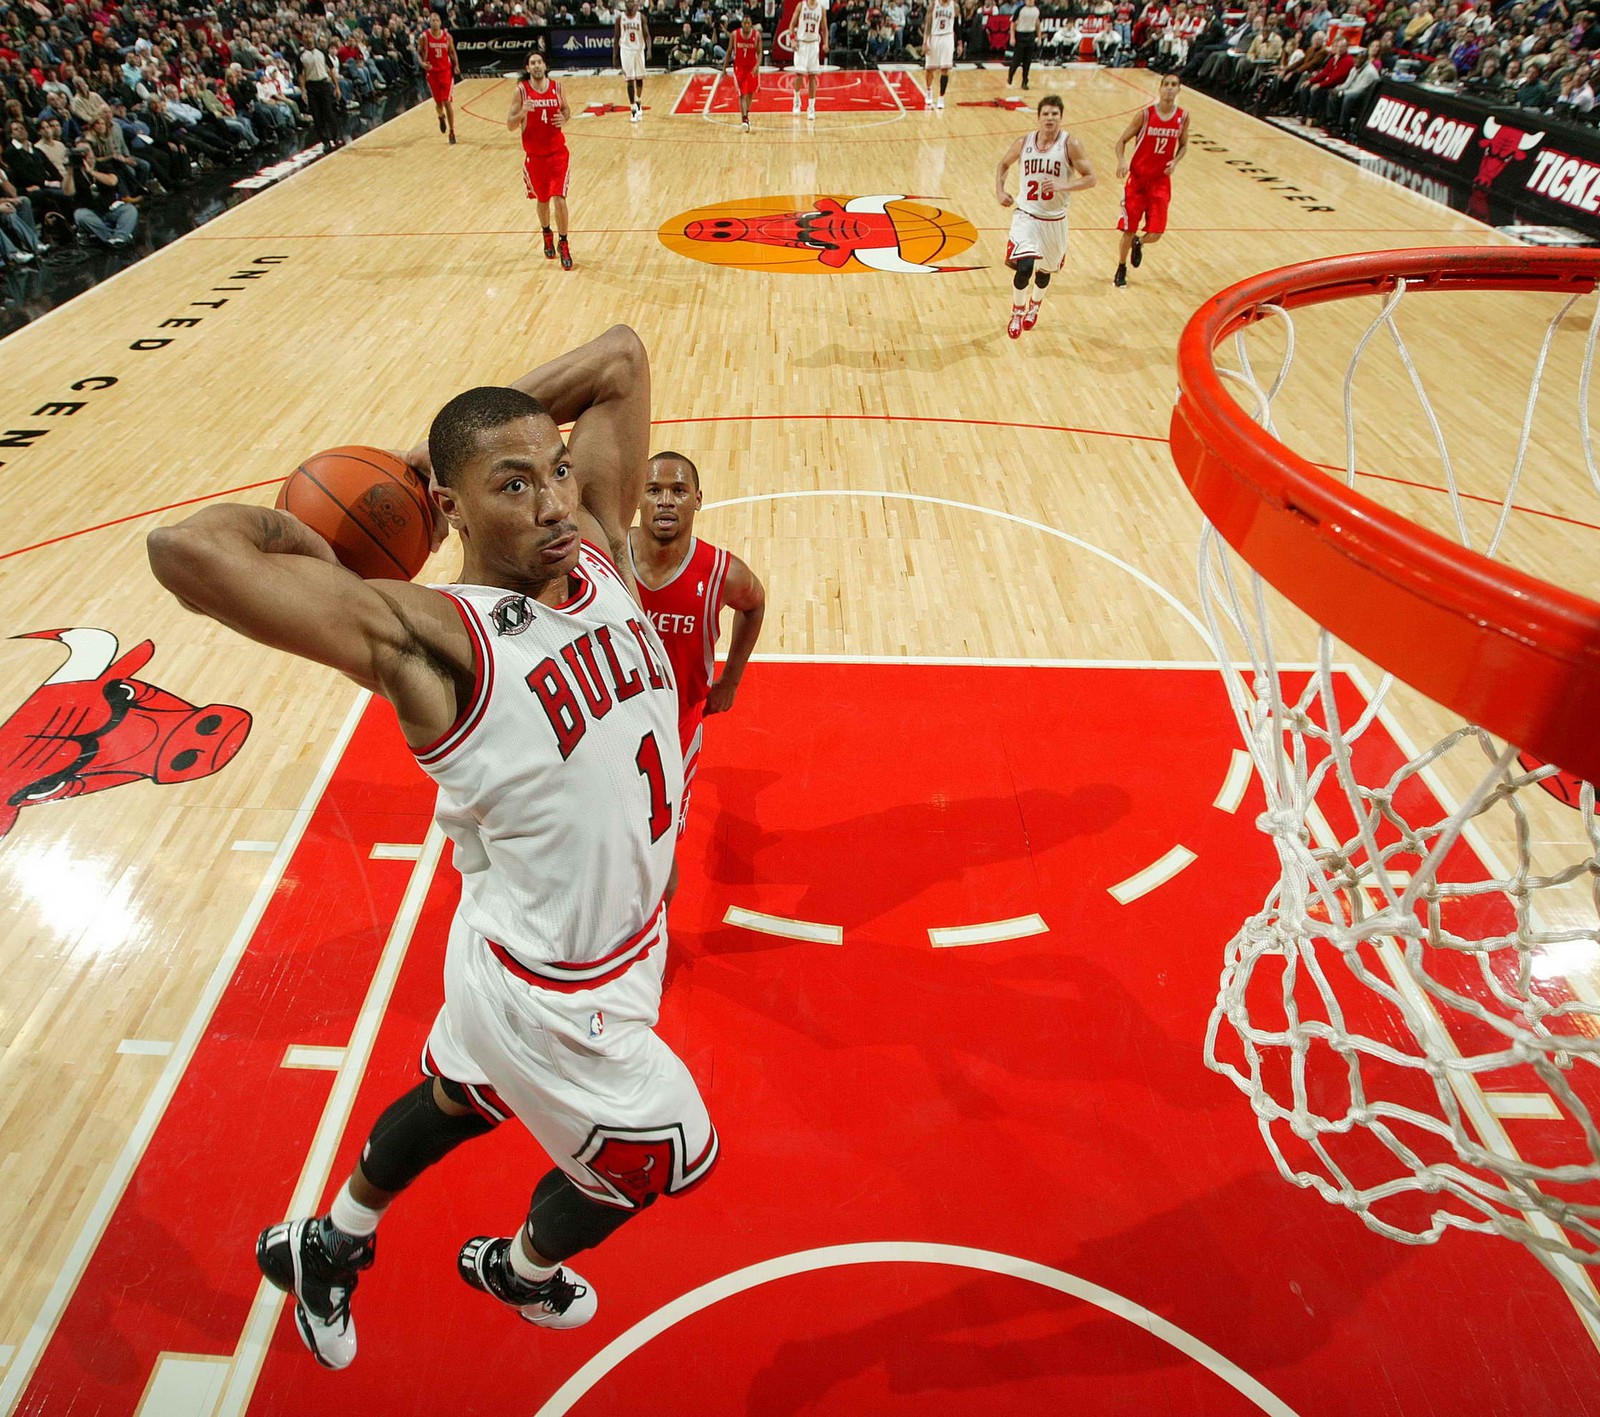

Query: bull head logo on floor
[{"left": 0, "top": 628, "right": 251, "bottom": 840}]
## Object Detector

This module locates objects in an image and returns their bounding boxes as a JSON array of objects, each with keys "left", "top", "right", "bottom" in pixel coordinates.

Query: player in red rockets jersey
[
  {"left": 417, "top": 12, "right": 460, "bottom": 144},
  {"left": 720, "top": 11, "right": 763, "bottom": 132},
  {"left": 627, "top": 452, "right": 766, "bottom": 894},
  {"left": 1113, "top": 72, "right": 1187, "bottom": 288},
  {"left": 507, "top": 52, "right": 573, "bottom": 270}
]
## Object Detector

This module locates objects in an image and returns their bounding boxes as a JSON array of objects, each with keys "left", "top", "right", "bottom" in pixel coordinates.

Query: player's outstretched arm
[
  {"left": 995, "top": 134, "right": 1024, "bottom": 204},
  {"left": 147, "top": 506, "right": 464, "bottom": 742},
  {"left": 705, "top": 554, "right": 767, "bottom": 716},
  {"left": 509, "top": 326, "right": 651, "bottom": 571}
]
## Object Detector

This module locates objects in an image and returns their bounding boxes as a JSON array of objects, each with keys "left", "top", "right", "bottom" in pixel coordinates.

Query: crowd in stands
[
  {"left": 0, "top": 0, "right": 434, "bottom": 264},
  {"left": 1117, "top": 0, "right": 1600, "bottom": 137}
]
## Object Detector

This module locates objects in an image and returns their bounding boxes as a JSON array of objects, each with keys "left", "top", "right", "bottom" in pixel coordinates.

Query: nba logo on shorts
[{"left": 589, "top": 1011, "right": 605, "bottom": 1038}]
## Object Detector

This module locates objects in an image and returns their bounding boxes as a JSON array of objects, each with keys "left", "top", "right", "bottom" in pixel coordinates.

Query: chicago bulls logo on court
[
  {"left": 575, "top": 1122, "right": 719, "bottom": 1208},
  {"left": 1473, "top": 113, "right": 1542, "bottom": 190},
  {"left": 0, "top": 628, "right": 250, "bottom": 840},
  {"left": 659, "top": 194, "right": 980, "bottom": 274}
]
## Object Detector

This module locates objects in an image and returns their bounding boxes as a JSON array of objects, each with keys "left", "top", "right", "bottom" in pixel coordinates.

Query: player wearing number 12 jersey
[
  {"left": 150, "top": 329, "right": 717, "bottom": 1369},
  {"left": 1114, "top": 72, "right": 1188, "bottom": 287}
]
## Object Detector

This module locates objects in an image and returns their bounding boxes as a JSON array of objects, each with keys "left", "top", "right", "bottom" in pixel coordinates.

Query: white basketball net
[{"left": 1199, "top": 275, "right": 1600, "bottom": 1320}]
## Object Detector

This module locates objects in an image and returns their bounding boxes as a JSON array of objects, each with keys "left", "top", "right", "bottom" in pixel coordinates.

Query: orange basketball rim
[{"left": 1170, "top": 246, "right": 1600, "bottom": 789}]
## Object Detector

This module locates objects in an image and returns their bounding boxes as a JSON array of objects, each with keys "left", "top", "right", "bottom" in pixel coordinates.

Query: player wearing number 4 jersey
[
  {"left": 996, "top": 93, "right": 1095, "bottom": 339},
  {"left": 627, "top": 452, "right": 766, "bottom": 898},
  {"left": 147, "top": 328, "right": 716, "bottom": 1371},
  {"left": 1114, "top": 72, "right": 1187, "bottom": 288},
  {"left": 508, "top": 52, "right": 573, "bottom": 270}
]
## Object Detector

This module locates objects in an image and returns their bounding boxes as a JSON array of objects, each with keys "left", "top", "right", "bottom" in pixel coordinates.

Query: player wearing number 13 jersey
[
  {"left": 995, "top": 93, "right": 1095, "bottom": 339},
  {"left": 149, "top": 329, "right": 717, "bottom": 1371},
  {"left": 1114, "top": 72, "right": 1188, "bottom": 287}
]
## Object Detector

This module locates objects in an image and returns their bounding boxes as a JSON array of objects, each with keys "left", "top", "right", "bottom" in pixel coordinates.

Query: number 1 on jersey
[{"left": 635, "top": 731, "right": 674, "bottom": 843}]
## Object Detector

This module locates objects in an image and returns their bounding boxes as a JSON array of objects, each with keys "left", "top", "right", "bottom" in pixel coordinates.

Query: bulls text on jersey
[{"left": 527, "top": 617, "right": 674, "bottom": 761}]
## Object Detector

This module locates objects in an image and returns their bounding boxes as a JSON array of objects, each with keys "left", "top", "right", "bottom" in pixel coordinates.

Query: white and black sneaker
[
  {"left": 458, "top": 1237, "right": 597, "bottom": 1329},
  {"left": 256, "top": 1217, "right": 375, "bottom": 1370}
]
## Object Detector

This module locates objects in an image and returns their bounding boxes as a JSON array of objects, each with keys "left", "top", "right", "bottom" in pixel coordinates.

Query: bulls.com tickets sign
[{"left": 1361, "top": 79, "right": 1600, "bottom": 232}]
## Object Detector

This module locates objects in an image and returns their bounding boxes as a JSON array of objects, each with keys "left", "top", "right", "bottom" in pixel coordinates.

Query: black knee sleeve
[
  {"left": 1012, "top": 261, "right": 1034, "bottom": 290},
  {"left": 358, "top": 1079, "right": 496, "bottom": 1193},
  {"left": 1034, "top": 271, "right": 1051, "bottom": 289},
  {"left": 525, "top": 1167, "right": 638, "bottom": 1263},
  {"left": 939, "top": 73, "right": 948, "bottom": 94}
]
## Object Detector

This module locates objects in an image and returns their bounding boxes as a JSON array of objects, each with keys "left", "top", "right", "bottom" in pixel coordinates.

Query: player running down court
[
  {"left": 721, "top": 11, "right": 763, "bottom": 130},
  {"left": 616, "top": 0, "right": 649, "bottom": 122},
  {"left": 627, "top": 452, "right": 766, "bottom": 895},
  {"left": 996, "top": 93, "right": 1095, "bottom": 339},
  {"left": 147, "top": 327, "right": 717, "bottom": 1368},
  {"left": 923, "top": 0, "right": 958, "bottom": 110},
  {"left": 1114, "top": 72, "right": 1187, "bottom": 288},
  {"left": 783, "top": 0, "right": 826, "bottom": 119},
  {"left": 509, "top": 52, "right": 573, "bottom": 271},
  {"left": 418, "top": 12, "right": 460, "bottom": 144}
]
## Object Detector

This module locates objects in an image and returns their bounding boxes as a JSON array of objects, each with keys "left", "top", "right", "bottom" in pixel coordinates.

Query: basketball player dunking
[
  {"left": 417, "top": 12, "right": 460, "bottom": 144},
  {"left": 922, "top": 0, "right": 958, "bottom": 110},
  {"left": 720, "top": 11, "right": 763, "bottom": 131},
  {"left": 1113, "top": 72, "right": 1187, "bottom": 288},
  {"left": 616, "top": 0, "right": 650, "bottom": 122},
  {"left": 996, "top": 93, "right": 1095, "bottom": 340},
  {"left": 627, "top": 452, "right": 766, "bottom": 897},
  {"left": 508, "top": 52, "right": 573, "bottom": 270},
  {"left": 147, "top": 327, "right": 717, "bottom": 1368},
  {"left": 782, "top": 0, "right": 826, "bottom": 119}
]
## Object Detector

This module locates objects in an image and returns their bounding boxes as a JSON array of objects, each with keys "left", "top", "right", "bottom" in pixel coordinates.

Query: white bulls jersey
[
  {"left": 795, "top": 0, "right": 824, "bottom": 44},
  {"left": 1017, "top": 128, "right": 1071, "bottom": 218},
  {"left": 619, "top": 12, "right": 645, "bottom": 49},
  {"left": 930, "top": 0, "right": 955, "bottom": 36},
  {"left": 417, "top": 544, "right": 683, "bottom": 984}
]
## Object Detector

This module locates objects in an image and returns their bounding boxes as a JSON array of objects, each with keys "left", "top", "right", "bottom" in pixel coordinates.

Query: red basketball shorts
[
  {"left": 427, "top": 67, "right": 454, "bottom": 104},
  {"left": 523, "top": 145, "right": 570, "bottom": 202},
  {"left": 734, "top": 63, "right": 758, "bottom": 96},
  {"left": 1119, "top": 172, "right": 1171, "bottom": 235}
]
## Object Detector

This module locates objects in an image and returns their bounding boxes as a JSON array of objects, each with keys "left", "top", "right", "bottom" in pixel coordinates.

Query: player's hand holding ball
[{"left": 276, "top": 446, "right": 438, "bottom": 580}]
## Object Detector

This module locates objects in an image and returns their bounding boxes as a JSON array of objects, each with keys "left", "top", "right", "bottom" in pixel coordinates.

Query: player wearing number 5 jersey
[
  {"left": 147, "top": 328, "right": 717, "bottom": 1370},
  {"left": 1114, "top": 72, "right": 1187, "bottom": 288},
  {"left": 923, "top": 0, "right": 958, "bottom": 109},
  {"left": 996, "top": 93, "right": 1095, "bottom": 339}
]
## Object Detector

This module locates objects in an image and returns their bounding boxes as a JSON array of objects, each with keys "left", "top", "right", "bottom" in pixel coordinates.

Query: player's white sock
[
  {"left": 328, "top": 1182, "right": 386, "bottom": 1239},
  {"left": 507, "top": 1235, "right": 560, "bottom": 1286}
]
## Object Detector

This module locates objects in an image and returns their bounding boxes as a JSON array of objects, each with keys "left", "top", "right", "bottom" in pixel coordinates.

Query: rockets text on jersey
[
  {"left": 422, "top": 29, "right": 452, "bottom": 69},
  {"left": 1130, "top": 104, "right": 1185, "bottom": 181},
  {"left": 520, "top": 78, "right": 566, "bottom": 151},
  {"left": 796, "top": 0, "right": 824, "bottom": 44},
  {"left": 416, "top": 544, "right": 683, "bottom": 978},
  {"left": 1018, "top": 129, "right": 1070, "bottom": 218},
  {"left": 733, "top": 25, "right": 760, "bottom": 66}
]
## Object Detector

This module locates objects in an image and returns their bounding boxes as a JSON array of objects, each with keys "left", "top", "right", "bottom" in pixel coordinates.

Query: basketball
[{"left": 275, "top": 446, "right": 434, "bottom": 581}]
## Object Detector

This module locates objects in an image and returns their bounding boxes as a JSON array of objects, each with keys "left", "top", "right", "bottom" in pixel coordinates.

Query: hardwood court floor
[{"left": 0, "top": 62, "right": 1597, "bottom": 1416}]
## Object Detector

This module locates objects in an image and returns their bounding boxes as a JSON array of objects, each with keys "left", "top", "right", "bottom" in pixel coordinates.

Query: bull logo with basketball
[
  {"left": 0, "top": 627, "right": 250, "bottom": 840},
  {"left": 659, "top": 193, "right": 980, "bottom": 274}
]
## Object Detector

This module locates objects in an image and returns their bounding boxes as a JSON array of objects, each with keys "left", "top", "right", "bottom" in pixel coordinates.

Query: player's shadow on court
[
  {"left": 793, "top": 331, "right": 998, "bottom": 373},
  {"left": 737, "top": 1167, "right": 1420, "bottom": 1413}
]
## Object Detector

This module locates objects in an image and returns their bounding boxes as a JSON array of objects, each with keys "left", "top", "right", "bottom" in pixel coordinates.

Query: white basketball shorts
[
  {"left": 1006, "top": 207, "right": 1068, "bottom": 272},
  {"left": 926, "top": 34, "right": 954, "bottom": 68},
  {"left": 423, "top": 910, "right": 718, "bottom": 1209},
  {"left": 621, "top": 45, "right": 646, "bottom": 80},
  {"left": 793, "top": 39, "right": 822, "bottom": 73}
]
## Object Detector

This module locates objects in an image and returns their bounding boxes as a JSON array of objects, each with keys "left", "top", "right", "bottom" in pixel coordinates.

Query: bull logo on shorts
[
  {"left": 0, "top": 627, "right": 251, "bottom": 840},
  {"left": 576, "top": 1122, "right": 719, "bottom": 1208},
  {"left": 659, "top": 194, "right": 980, "bottom": 274}
]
